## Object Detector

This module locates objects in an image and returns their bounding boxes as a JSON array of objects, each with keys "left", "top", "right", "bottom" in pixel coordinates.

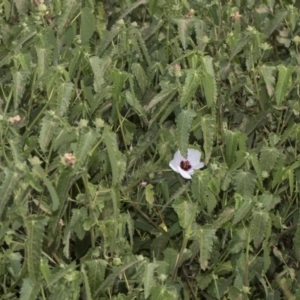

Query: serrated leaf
[
  {"left": 89, "top": 56, "right": 111, "bottom": 93},
  {"left": 233, "top": 170, "right": 256, "bottom": 196},
  {"left": 20, "top": 278, "right": 40, "bottom": 300},
  {"left": 57, "top": 82, "right": 74, "bottom": 116},
  {"left": 145, "top": 184, "right": 155, "bottom": 207},
  {"left": 201, "top": 56, "right": 217, "bottom": 110},
  {"left": 275, "top": 65, "right": 293, "bottom": 105},
  {"left": 260, "top": 193, "right": 280, "bottom": 212},
  {"left": 0, "top": 168, "right": 23, "bottom": 220},
  {"left": 224, "top": 130, "right": 239, "bottom": 167},
  {"left": 143, "top": 262, "right": 159, "bottom": 299},
  {"left": 172, "top": 198, "right": 195, "bottom": 230},
  {"left": 259, "top": 146, "right": 280, "bottom": 173},
  {"left": 232, "top": 195, "right": 254, "bottom": 225},
  {"left": 174, "top": 18, "right": 193, "bottom": 50},
  {"left": 229, "top": 33, "right": 251, "bottom": 61},
  {"left": 176, "top": 109, "right": 196, "bottom": 157},
  {"left": 103, "top": 126, "right": 126, "bottom": 185},
  {"left": 294, "top": 219, "right": 300, "bottom": 261},
  {"left": 250, "top": 152, "right": 263, "bottom": 185},
  {"left": 25, "top": 215, "right": 48, "bottom": 282},
  {"left": 36, "top": 47, "right": 51, "bottom": 79},
  {"left": 32, "top": 165, "right": 60, "bottom": 211},
  {"left": 265, "top": 9, "right": 288, "bottom": 37},
  {"left": 145, "top": 85, "right": 177, "bottom": 112},
  {"left": 191, "top": 169, "right": 210, "bottom": 207},
  {"left": 131, "top": 63, "right": 148, "bottom": 94},
  {"left": 259, "top": 65, "right": 276, "bottom": 97},
  {"left": 85, "top": 259, "right": 108, "bottom": 296},
  {"left": 74, "top": 127, "right": 100, "bottom": 172},
  {"left": 250, "top": 210, "right": 269, "bottom": 248},
  {"left": 39, "top": 112, "right": 59, "bottom": 153},
  {"left": 80, "top": 7, "right": 95, "bottom": 44},
  {"left": 192, "top": 225, "right": 216, "bottom": 270},
  {"left": 180, "top": 69, "right": 200, "bottom": 108},
  {"left": 201, "top": 115, "right": 216, "bottom": 164},
  {"left": 214, "top": 207, "right": 235, "bottom": 229},
  {"left": 57, "top": 0, "right": 80, "bottom": 35},
  {"left": 12, "top": 68, "right": 30, "bottom": 109}
]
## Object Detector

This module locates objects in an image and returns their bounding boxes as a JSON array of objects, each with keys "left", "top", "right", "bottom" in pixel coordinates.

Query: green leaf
[
  {"left": 81, "top": 266, "right": 93, "bottom": 300},
  {"left": 192, "top": 225, "right": 216, "bottom": 270},
  {"left": 250, "top": 153, "right": 263, "bottom": 186},
  {"left": 39, "top": 112, "right": 59, "bottom": 153},
  {"left": 294, "top": 220, "right": 300, "bottom": 261},
  {"left": 275, "top": 65, "right": 293, "bottom": 105},
  {"left": 229, "top": 32, "right": 251, "bottom": 61},
  {"left": 143, "top": 262, "right": 159, "bottom": 299},
  {"left": 201, "top": 56, "right": 217, "bottom": 110},
  {"left": 250, "top": 210, "right": 269, "bottom": 248},
  {"left": 32, "top": 164, "right": 60, "bottom": 211},
  {"left": 131, "top": 63, "right": 148, "bottom": 94},
  {"left": 57, "top": 0, "right": 80, "bottom": 35},
  {"left": 174, "top": 18, "right": 193, "bottom": 50},
  {"left": 89, "top": 56, "right": 111, "bottom": 93},
  {"left": 233, "top": 170, "right": 256, "bottom": 196},
  {"left": 12, "top": 68, "right": 30, "bottom": 109},
  {"left": 265, "top": 9, "right": 288, "bottom": 37},
  {"left": 259, "top": 65, "right": 276, "bottom": 97},
  {"left": 25, "top": 215, "right": 48, "bottom": 283},
  {"left": 145, "top": 85, "right": 177, "bottom": 112},
  {"left": 232, "top": 195, "right": 254, "bottom": 225},
  {"left": 74, "top": 127, "right": 100, "bottom": 172},
  {"left": 214, "top": 207, "right": 235, "bottom": 229},
  {"left": 80, "top": 7, "right": 95, "bottom": 44},
  {"left": 260, "top": 193, "right": 280, "bottom": 212},
  {"left": 224, "top": 130, "right": 239, "bottom": 168},
  {"left": 259, "top": 146, "right": 280, "bottom": 173},
  {"left": 201, "top": 115, "right": 216, "bottom": 164},
  {"left": 36, "top": 47, "right": 51, "bottom": 79},
  {"left": 180, "top": 69, "right": 200, "bottom": 108},
  {"left": 176, "top": 109, "right": 196, "bottom": 158},
  {"left": 103, "top": 126, "right": 126, "bottom": 185},
  {"left": 85, "top": 259, "right": 108, "bottom": 296},
  {"left": 191, "top": 169, "right": 210, "bottom": 207},
  {"left": 172, "top": 198, "right": 195, "bottom": 230},
  {"left": 20, "top": 278, "right": 40, "bottom": 300},
  {"left": 145, "top": 184, "right": 155, "bottom": 207},
  {"left": 0, "top": 168, "right": 23, "bottom": 220},
  {"left": 57, "top": 82, "right": 74, "bottom": 116}
]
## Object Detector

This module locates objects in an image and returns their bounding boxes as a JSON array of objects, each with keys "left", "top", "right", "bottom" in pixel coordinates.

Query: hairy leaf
[
  {"left": 172, "top": 198, "right": 195, "bottom": 230},
  {"left": 85, "top": 260, "right": 108, "bottom": 296},
  {"left": 259, "top": 146, "right": 280, "bottom": 173},
  {"left": 89, "top": 56, "right": 111, "bottom": 93},
  {"left": 233, "top": 170, "right": 256, "bottom": 196},
  {"left": 192, "top": 225, "right": 216, "bottom": 270},
  {"left": 12, "top": 68, "right": 30, "bottom": 109},
  {"left": 275, "top": 65, "right": 293, "bottom": 105},
  {"left": 180, "top": 69, "right": 200, "bottom": 108},
  {"left": 143, "top": 262, "right": 158, "bottom": 299},
  {"left": 250, "top": 210, "right": 269, "bottom": 248},
  {"left": 201, "top": 115, "right": 216, "bottom": 164},
  {"left": 265, "top": 9, "right": 288, "bottom": 37},
  {"left": 176, "top": 109, "right": 196, "bottom": 157},
  {"left": 80, "top": 7, "right": 95, "bottom": 44},
  {"left": 103, "top": 126, "right": 126, "bottom": 185},
  {"left": 25, "top": 215, "right": 48, "bottom": 282},
  {"left": 259, "top": 65, "right": 276, "bottom": 97},
  {"left": 191, "top": 169, "right": 210, "bottom": 208},
  {"left": 224, "top": 130, "right": 239, "bottom": 167},
  {"left": 0, "top": 168, "right": 23, "bottom": 220},
  {"left": 232, "top": 195, "right": 254, "bottom": 225},
  {"left": 20, "top": 278, "right": 40, "bottom": 300}
]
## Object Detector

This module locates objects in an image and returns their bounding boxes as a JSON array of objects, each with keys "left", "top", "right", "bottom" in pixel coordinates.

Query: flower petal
[
  {"left": 169, "top": 160, "right": 180, "bottom": 173},
  {"left": 193, "top": 162, "right": 205, "bottom": 170},
  {"left": 174, "top": 150, "right": 185, "bottom": 162},
  {"left": 178, "top": 167, "right": 192, "bottom": 179},
  {"left": 187, "top": 149, "right": 201, "bottom": 164}
]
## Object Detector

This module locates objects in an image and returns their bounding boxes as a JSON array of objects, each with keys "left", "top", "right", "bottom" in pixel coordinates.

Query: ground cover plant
[{"left": 1, "top": 0, "right": 300, "bottom": 299}]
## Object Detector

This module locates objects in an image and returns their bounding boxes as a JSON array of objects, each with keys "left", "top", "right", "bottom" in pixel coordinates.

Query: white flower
[{"left": 169, "top": 149, "right": 204, "bottom": 179}]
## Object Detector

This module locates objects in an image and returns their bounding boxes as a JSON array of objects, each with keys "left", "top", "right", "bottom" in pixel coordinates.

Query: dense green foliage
[{"left": 1, "top": 0, "right": 300, "bottom": 299}]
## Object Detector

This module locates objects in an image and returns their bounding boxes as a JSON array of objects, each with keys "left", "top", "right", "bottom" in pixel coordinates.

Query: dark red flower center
[{"left": 180, "top": 160, "right": 191, "bottom": 171}]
